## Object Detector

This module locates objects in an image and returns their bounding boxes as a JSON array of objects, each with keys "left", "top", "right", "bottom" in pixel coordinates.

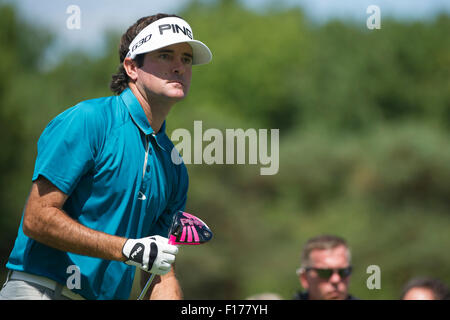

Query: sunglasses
[{"left": 305, "top": 266, "right": 353, "bottom": 279}]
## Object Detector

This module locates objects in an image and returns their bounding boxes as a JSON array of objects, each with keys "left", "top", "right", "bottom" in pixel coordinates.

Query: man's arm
[
  {"left": 23, "top": 176, "right": 127, "bottom": 261},
  {"left": 140, "top": 267, "right": 183, "bottom": 300}
]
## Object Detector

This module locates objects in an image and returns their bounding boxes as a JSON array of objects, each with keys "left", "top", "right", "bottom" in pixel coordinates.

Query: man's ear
[
  {"left": 123, "top": 57, "right": 139, "bottom": 82},
  {"left": 299, "top": 269, "right": 310, "bottom": 290}
]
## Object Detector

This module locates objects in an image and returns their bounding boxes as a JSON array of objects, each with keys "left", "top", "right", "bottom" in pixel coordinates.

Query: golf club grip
[
  {"left": 137, "top": 237, "right": 173, "bottom": 300},
  {"left": 137, "top": 273, "right": 156, "bottom": 300}
]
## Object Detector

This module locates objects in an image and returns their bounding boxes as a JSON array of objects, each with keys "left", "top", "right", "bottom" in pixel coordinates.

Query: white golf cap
[{"left": 126, "top": 16, "right": 212, "bottom": 65}]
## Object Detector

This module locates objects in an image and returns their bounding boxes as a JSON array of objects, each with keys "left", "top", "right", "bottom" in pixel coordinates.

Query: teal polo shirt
[{"left": 6, "top": 88, "right": 189, "bottom": 300}]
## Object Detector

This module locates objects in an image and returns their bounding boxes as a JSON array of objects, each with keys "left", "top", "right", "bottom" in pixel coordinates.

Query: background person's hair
[
  {"left": 110, "top": 13, "right": 181, "bottom": 95},
  {"left": 300, "top": 235, "right": 351, "bottom": 268},
  {"left": 401, "top": 277, "right": 450, "bottom": 300}
]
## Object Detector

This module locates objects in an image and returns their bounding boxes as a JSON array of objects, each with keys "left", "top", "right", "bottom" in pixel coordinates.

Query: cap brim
[
  {"left": 126, "top": 16, "right": 212, "bottom": 64},
  {"left": 187, "top": 40, "right": 212, "bottom": 65}
]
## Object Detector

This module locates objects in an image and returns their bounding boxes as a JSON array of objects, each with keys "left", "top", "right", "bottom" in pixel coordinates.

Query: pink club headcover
[{"left": 168, "top": 211, "right": 213, "bottom": 245}]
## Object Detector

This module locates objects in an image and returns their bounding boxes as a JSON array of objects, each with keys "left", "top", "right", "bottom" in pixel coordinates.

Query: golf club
[{"left": 137, "top": 211, "right": 213, "bottom": 300}]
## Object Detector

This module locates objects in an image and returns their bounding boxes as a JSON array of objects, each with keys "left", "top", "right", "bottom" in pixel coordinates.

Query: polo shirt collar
[
  {"left": 120, "top": 87, "right": 166, "bottom": 136},
  {"left": 120, "top": 88, "right": 172, "bottom": 152}
]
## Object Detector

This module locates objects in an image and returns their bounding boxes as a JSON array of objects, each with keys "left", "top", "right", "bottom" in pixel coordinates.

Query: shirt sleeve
[
  {"left": 149, "top": 163, "right": 189, "bottom": 238},
  {"left": 32, "top": 104, "right": 102, "bottom": 195}
]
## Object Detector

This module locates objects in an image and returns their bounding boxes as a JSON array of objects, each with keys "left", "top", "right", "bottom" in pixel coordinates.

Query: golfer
[{"left": 0, "top": 13, "right": 212, "bottom": 300}]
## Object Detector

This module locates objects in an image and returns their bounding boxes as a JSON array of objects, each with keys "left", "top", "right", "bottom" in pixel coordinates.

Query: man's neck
[{"left": 128, "top": 83, "right": 174, "bottom": 134}]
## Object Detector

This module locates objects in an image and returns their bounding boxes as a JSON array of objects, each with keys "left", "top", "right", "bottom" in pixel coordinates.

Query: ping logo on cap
[{"left": 159, "top": 23, "right": 193, "bottom": 40}]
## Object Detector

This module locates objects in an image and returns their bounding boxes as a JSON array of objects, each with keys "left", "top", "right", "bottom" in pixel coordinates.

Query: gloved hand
[{"left": 122, "top": 235, "right": 178, "bottom": 275}]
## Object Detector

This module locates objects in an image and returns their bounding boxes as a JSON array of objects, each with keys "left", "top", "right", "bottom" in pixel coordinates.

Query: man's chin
[
  {"left": 167, "top": 90, "right": 188, "bottom": 101},
  {"left": 325, "top": 292, "right": 347, "bottom": 300}
]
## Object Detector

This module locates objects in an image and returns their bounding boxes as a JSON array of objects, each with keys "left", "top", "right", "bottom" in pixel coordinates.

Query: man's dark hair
[
  {"left": 110, "top": 13, "right": 181, "bottom": 95},
  {"left": 401, "top": 277, "right": 450, "bottom": 300}
]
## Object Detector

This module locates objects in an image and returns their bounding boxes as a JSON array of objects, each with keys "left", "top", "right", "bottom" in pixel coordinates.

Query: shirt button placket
[
  {"left": 146, "top": 149, "right": 152, "bottom": 174},
  {"left": 146, "top": 134, "right": 155, "bottom": 178},
  {"left": 139, "top": 135, "right": 151, "bottom": 199}
]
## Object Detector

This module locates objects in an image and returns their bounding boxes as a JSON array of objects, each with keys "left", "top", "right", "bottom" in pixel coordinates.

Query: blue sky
[{"left": 5, "top": 0, "right": 450, "bottom": 63}]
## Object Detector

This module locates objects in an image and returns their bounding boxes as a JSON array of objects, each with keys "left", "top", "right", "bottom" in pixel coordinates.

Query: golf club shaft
[
  {"left": 137, "top": 237, "right": 173, "bottom": 300},
  {"left": 137, "top": 273, "right": 156, "bottom": 300}
]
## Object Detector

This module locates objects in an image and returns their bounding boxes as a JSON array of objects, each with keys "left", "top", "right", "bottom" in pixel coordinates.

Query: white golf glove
[{"left": 122, "top": 235, "right": 178, "bottom": 275}]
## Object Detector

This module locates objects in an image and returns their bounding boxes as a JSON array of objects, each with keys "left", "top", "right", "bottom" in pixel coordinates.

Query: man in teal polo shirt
[{"left": 0, "top": 13, "right": 212, "bottom": 300}]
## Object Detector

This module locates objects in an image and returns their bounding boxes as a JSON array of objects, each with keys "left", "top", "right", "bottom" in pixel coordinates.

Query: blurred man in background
[
  {"left": 294, "top": 234, "right": 357, "bottom": 300},
  {"left": 401, "top": 277, "right": 450, "bottom": 300}
]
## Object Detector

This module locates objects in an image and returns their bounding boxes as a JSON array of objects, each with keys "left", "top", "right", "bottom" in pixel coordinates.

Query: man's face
[
  {"left": 299, "top": 245, "right": 351, "bottom": 300},
  {"left": 135, "top": 42, "right": 193, "bottom": 104}
]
